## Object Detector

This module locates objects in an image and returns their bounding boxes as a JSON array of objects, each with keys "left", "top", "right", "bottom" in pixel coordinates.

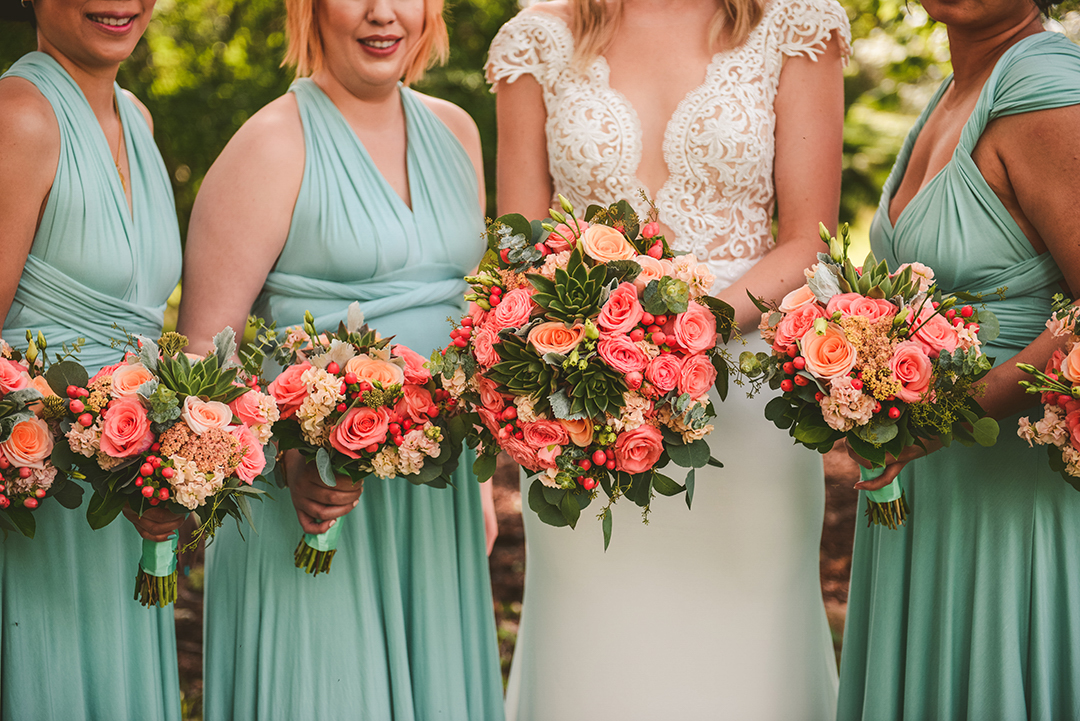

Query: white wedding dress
[{"left": 487, "top": 2, "right": 850, "bottom": 719}]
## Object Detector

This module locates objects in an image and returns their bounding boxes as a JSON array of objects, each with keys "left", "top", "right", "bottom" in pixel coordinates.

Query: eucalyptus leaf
[
  {"left": 684, "top": 468, "right": 695, "bottom": 510},
  {"left": 45, "top": 360, "right": 89, "bottom": 398},
  {"left": 315, "top": 447, "right": 336, "bottom": 487}
]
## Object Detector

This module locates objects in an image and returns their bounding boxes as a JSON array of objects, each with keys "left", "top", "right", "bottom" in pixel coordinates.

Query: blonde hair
[
  {"left": 283, "top": 0, "right": 449, "bottom": 86},
  {"left": 570, "top": 0, "right": 765, "bottom": 66}
]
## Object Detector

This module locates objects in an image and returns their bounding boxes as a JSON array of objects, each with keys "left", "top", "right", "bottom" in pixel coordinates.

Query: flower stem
[
  {"left": 294, "top": 537, "right": 336, "bottom": 575},
  {"left": 865, "top": 493, "right": 909, "bottom": 530},
  {"left": 134, "top": 568, "right": 178, "bottom": 607}
]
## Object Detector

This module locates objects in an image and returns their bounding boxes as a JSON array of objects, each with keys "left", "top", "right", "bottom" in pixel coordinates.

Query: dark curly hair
[
  {"left": 1034, "top": 0, "right": 1059, "bottom": 13},
  {"left": 0, "top": 0, "right": 33, "bottom": 23}
]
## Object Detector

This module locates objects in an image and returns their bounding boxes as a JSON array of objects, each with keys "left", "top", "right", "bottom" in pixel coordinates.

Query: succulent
[
  {"left": 528, "top": 249, "right": 606, "bottom": 325},
  {"left": 487, "top": 334, "right": 557, "bottom": 399},
  {"left": 563, "top": 357, "right": 627, "bottom": 418}
]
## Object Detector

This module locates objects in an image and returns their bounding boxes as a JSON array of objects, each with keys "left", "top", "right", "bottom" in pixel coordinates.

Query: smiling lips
[
  {"left": 358, "top": 36, "right": 402, "bottom": 57},
  {"left": 86, "top": 13, "right": 136, "bottom": 32}
]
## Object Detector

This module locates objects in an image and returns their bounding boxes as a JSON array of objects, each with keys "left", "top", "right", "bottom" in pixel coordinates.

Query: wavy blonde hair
[
  {"left": 283, "top": 0, "right": 449, "bottom": 85},
  {"left": 570, "top": 0, "right": 766, "bottom": 66}
]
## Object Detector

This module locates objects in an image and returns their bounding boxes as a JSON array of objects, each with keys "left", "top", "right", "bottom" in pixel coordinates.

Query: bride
[{"left": 486, "top": 0, "right": 849, "bottom": 718}]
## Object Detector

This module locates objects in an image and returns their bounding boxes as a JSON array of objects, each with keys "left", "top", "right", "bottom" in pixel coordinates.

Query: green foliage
[{"left": 528, "top": 249, "right": 606, "bottom": 324}]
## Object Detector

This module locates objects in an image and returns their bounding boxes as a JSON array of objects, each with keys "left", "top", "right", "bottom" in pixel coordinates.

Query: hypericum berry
[
  {"left": 453, "top": 337, "right": 468, "bottom": 348},
  {"left": 851, "top": 378, "right": 863, "bottom": 391},
  {"left": 426, "top": 405, "right": 439, "bottom": 418},
  {"left": 490, "top": 286, "right": 502, "bottom": 296},
  {"left": 140, "top": 463, "right": 154, "bottom": 477},
  {"left": 640, "top": 312, "right": 655, "bottom": 327},
  {"left": 393, "top": 435, "right": 404, "bottom": 446},
  {"left": 78, "top": 413, "right": 94, "bottom": 427},
  {"left": 158, "top": 488, "right": 169, "bottom": 500},
  {"left": 402, "top": 419, "right": 413, "bottom": 431},
  {"left": 489, "top": 294, "right": 502, "bottom": 307},
  {"left": 629, "top": 328, "right": 645, "bottom": 343},
  {"left": 0, "top": 484, "right": 5, "bottom": 493},
  {"left": 34, "top": 488, "right": 45, "bottom": 499},
  {"left": 1059, "top": 394, "right": 1072, "bottom": 407},
  {"left": 0, "top": 495, "right": 8, "bottom": 509},
  {"left": 499, "top": 248, "right": 510, "bottom": 264},
  {"left": 513, "top": 430, "right": 524, "bottom": 441},
  {"left": 653, "top": 315, "right": 668, "bottom": 326},
  {"left": 161, "top": 467, "right": 175, "bottom": 480},
  {"left": 18, "top": 467, "right": 31, "bottom": 479},
  {"left": 344, "top": 372, "right": 358, "bottom": 385},
  {"left": 66, "top": 385, "right": 79, "bottom": 399},
  {"left": 814, "top": 391, "right": 825, "bottom": 402},
  {"left": 782, "top": 362, "right": 795, "bottom": 375},
  {"left": 23, "top": 497, "right": 38, "bottom": 510},
  {"left": 581, "top": 476, "right": 599, "bottom": 491},
  {"left": 794, "top": 375, "right": 809, "bottom": 387},
  {"left": 651, "top": 331, "right": 667, "bottom": 346},
  {"left": 135, "top": 478, "right": 144, "bottom": 487},
  {"left": 358, "top": 381, "right": 372, "bottom": 392},
  {"left": 780, "top": 379, "right": 794, "bottom": 393},
  {"left": 535, "top": 243, "right": 550, "bottom": 256},
  {"left": 961, "top": 305, "right": 974, "bottom": 318},
  {"left": 592, "top": 450, "right": 607, "bottom": 466},
  {"left": 149, "top": 498, "right": 159, "bottom": 506},
  {"left": 366, "top": 443, "right": 379, "bottom": 454},
  {"left": 69, "top": 399, "right": 85, "bottom": 414},
  {"left": 578, "top": 459, "right": 592, "bottom": 471},
  {"left": 460, "top": 317, "right": 473, "bottom": 328},
  {"left": 326, "top": 362, "right": 340, "bottom": 374},
  {"left": 647, "top": 240, "right": 663, "bottom": 259},
  {"left": 77, "top": 387, "right": 89, "bottom": 398},
  {"left": 888, "top": 406, "right": 901, "bottom": 419},
  {"left": 142, "top": 485, "right": 155, "bottom": 498},
  {"left": 151, "top": 443, "right": 161, "bottom": 452},
  {"left": 150, "top": 456, "right": 162, "bottom": 468},
  {"left": 336, "top": 403, "right": 347, "bottom": 413},
  {"left": 501, "top": 406, "right": 517, "bottom": 421},
  {"left": 605, "top": 460, "right": 616, "bottom": 470},
  {"left": 945, "top": 308, "right": 957, "bottom": 321},
  {"left": 873, "top": 401, "right": 883, "bottom": 413},
  {"left": 793, "top": 356, "right": 806, "bottom": 370}
]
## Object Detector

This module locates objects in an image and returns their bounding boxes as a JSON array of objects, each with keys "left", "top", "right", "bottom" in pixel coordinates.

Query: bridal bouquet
[
  {"left": 0, "top": 333, "right": 83, "bottom": 538},
  {"left": 1018, "top": 296, "right": 1080, "bottom": 485},
  {"left": 55, "top": 329, "right": 273, "bottom": 606},
  {"left": 744, "top": 225, "right": 1000, "bottom": 528},
  {"left": 265, "top": 305, "right": 467, "bottom": 575},
  {"left": 434, "top": 197, "right": 735, "bottom": 548}
]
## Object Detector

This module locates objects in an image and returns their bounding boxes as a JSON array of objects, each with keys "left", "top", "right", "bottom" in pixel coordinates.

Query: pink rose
[
  {"left": 597, "top": 334, "right": 648, "bottom": 374},
  {"left": 779, "top": 285, "right": 818, "bottom": 313},
  {"left": 230, "top": 389, "right": 275, "bottom": 427},
  {"left": 633, "top": 255, "right": 673, "bottom": 294},
  {"left": 890, "top": 341, "right": 934, "bottom": 403},
  {"left": 110, "top": 362, "right": 155, "bottom": 397},
  {"left": 579, "top": 224, "right": 637, "bottom": 262},
  {"left": 0, "top": 417, "right": 53, "bottom": 469},
  {"left": 395, "top": 384, "right": 434, "bottom": 425},
  {"left": 0, "top": 359, "right": 30, "bottom": 394},
  {"left": 774, "top": 304, "right": 828, "bottom": 353},
  {"left": 330, "top": 406, "right": 391, "bottom": 459},
  {"left": 472, "top": 327, "right": 501, "bottom": 368},
  {"left": 598, "top": 282, "right": 644, "bottom": 335},
  {"left": 487, "top": 288, "right": 535, "bottom": 333},
  {"left": 1047, "top": 348, "right": 1066, "bottom": 376},
  {"left": 528, "top": 322, "right": 586, "bottom": 356},
  {"left": 89, "top": 361, "right": 123, "bottom": 385},
  {"left": 478, "top": 407, "right": 502, "bottom": 437},
  {"left": 522, "top": 419, "right": 569, "bottom": 450},
  {"left": 99, "top": 397, "right": 154, "bottom": 458},
  {"left": 229, "top": 424, "right": 266, "bottom": 484},
  {"left": 678, "top": 354, "right": 717, "bottom": 398},
  {"left": 468, "top": 301, "right": 487, "bottom": 328},
  {"left": 182, "top": 396, "right": 234, "bottom": 435},
  {"left": 672, "top": 302, "right": 717, "bottom": 355},
  {"left": 826, "top": 293, "right": 898, "bottom": 322},
  {"left": 536, "top": 443, "right": 562, "bottom": 469},
  {"left": 546, "top": 219, "right": 588, "bottom": 253},
  {"left": 912, "top": 312, "right": 959, "bottom": 357},
  {"left": 476, "top": 376, "right": 506, "bottom": 412},
  {"left": 392, "top": 344, "right": 432, "bottom": 384},
  {"left": 269, "top": 362, "right": 312, "bottom": 419},
  {"left": 800, "top": 324, "right": 858, "bottom": 381},
  {"left": 645, "top": 354, "right": 683, "bottom": 393},
  {"left": 501, "top": 432, "right": 540, "bottom": 470},
  {"left": 613, "top": 424, "right": 664, "bottom": 474}
]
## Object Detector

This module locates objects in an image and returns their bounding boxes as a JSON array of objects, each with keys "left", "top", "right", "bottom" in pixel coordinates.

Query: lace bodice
[{"left": 486, "top": 0, "right": 850, "bottom": 291}]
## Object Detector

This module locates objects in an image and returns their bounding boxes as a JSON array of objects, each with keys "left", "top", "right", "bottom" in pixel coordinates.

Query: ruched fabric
[
  {"left": 0, "top": 52, "right": 182, "bottom": 721},
  {"left": 203, "top": 79, "right": 504, "bottom": 721},
  {"left": 838, "top": 33, "right": 1080, "bottom": 721}
]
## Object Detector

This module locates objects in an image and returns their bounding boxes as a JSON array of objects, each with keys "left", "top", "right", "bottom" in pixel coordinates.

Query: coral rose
[
  {"left": 546, "top": 219, "right": 588, "bottom": 253},
  {"left": 633, "top": 255, "right": 673, "bottom": 293},
  {"left": 800, "top": 324, "right": 858, "bottom": 381},
  {"left": 598, "top": 282, "right": 644, "bottom": 335},
  {"left": 229, "top": 424, "right": 266, "bottom": 484},
  {"left": 99, "top": 397, "right": 154, "bottom": 458},
  {"left": 269, "top": 362, "right": 312, "bottom": 419},
  {"left": 395, "top": 384, "right": 435, "bottom": 425},
  {"left": 472, "top": 327, "right": 501, "bottom": 368},
  {"left": 476, "top": 376, "right": 506, "bottom": 412},
  {"left": 779, "top": 284, "right": 818, "bottom": 313},
  {"left": 522, "top": 419, "right": 569, "bottom": 450},
  {"left": 500, "top": 433, "right": 540, "bottom": 470},
  {"left": 330, "top": 406, "right": 391, "bottom": 459},
  {"left": 0, "top": 359, "right": 30, "bottom": 395},
  {"left": 230, "top": 389, "right": 275, "bottom": 427},
  {"left": 1, "top": 417, "right": 54, "bottom": 469},
  {"left": 597, "top": 334, "right": 648, "bottom": 373},
  {"left": 613, "top": 424, "right": 664, "bottom": 474},
  {"left": 890, "top": 341, "right": 934, "bottom": 403},
  {"left": 487, "top": 288, "right": 536, "bottom": 333},
  {"left": 826, "top": 293, "right": 897, "bottom": 322},
  {"left": 678, "top": 354, "right": 717, "bottom": 399},
  {"left": 344, "top": 354, "right": 406, "bottom": 388},
  {"left": 579, "top": 225, "right": 637, "bottom": 262},
  {"left": 559, "top": 417, "right": 594, "bottom": 447},
  {"left": 912, "top": 312, "right": 959, "bottom": 357},
  {"left": 182, "top": 396, "right": 234, "bottom": 435},
  {"left": 645, "top": 354, "right": 683, "bottom": 393},
  {"left": 1061, "top": 344, "right": 1080, "bottom": 384},
  {"left": 672, "top": 302, "right": 717, "bottom": 355},
  {"left": 392, "top": 345, "right": 433, "bottom": 384},
  {"left": 89, "top": 361, "right": 123, "bottom": 385},
  {"left": 774, "top": 304, "right": 827, "bottom": 353},
  {"left": 110, "top": 362, "right": 155, "bottom": 397},
  {"left": 528, "top": 322, "right": 586, "bottom": 356}
]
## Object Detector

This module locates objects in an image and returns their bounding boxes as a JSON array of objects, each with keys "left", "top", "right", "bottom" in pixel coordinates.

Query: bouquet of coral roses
[
  {"left": 744, "top": 224, "right": 1000, "bottom": 528},
  {"left": 0, "top": 332, "right": 83, "bottom": 538},
  {"left": 1017, "top": 296, "right": 1080, "bottom": 486},
  {"left": 54, "top": 329, "right": 274, "bottom": 606},
  {"left": 265, "top": 304, "right": 468, "bottom": 575},
  {"left": 434, "top": 196, "right": 735, "bottom": 547}
]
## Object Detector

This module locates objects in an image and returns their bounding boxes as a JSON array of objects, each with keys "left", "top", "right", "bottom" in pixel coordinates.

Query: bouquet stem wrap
[
  {"left": 861, "top": 466, "right": 908, "bottom": 529},
  {"left": 295, "top": 520, "right": 344, "bottom": 576},
  {"left": 135, "top": 532, "right": 179, "bottom": 607}
]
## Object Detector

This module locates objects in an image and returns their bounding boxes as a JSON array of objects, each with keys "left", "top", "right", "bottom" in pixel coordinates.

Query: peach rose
[
  {"left": 633, "top": 255, "right": 673, "bottom": 293},
  {"left": 645, "top": 354, "right": 683, "bottom": 393},
  {"left": 1, "top": 417, "right": 53, "bottom": 469},
  {"left": 779, "top": 284, "right": 818, "bottom": 313},
  {"left": 344, "top": 354, "right": 406, "bottom": 388},
  {"left": 472, "top": 327, "right": 501, "bottom": 368},
  {"left": 182, "top": 396, "right": 234, "bottom": 435},
  {"left": 672, "top": 302, "right": 717, "bottom": 355},
  {"left": 800, "top": 324, "right": 858, "bottom": 381},
  {"left": 597, "top": 334, "right": 648, "bottom": 374},
  {"left": 536, "top": 443, "right": 562, "bottom": 469},
  {"left": 579, "top": 225, "right": 637, "bottom": 262},
  {"left": 890, "top": 341, "right": 934, "bottom": 403},
  {"left": 0, "top": 359, "right": 30, "bottom": 394},
  {"left": 547, "top": 219, "right": 589, "bottom": 253},
  {"left": 476, "top": 376, "right": 506, "bottom": 412},
  {"left": 29, "top": 375, "right": 55, "bottom": 398},
  {"left": 678, "top": 354, "right": 717, "bottom": 398},
  {"left": 826, "top": 293, "right": 897, "bottom": 322},
  {"left": 912, "top": 312, "right": 959, "bottom": 357},
  {"left": 395, "top": 384, "right": 434, "bottom": 425},
  {"left": 269, "top": 362, "right": 312, "bottom": 419},
  {"left": 392, "top": 345, "right": 432, "bottom": 384},
  {"left": 598, "top": 282, "right": 644, "bottom": 335},
  {"left": 613, "top": 424, "right": 664, "bottom": 474},
  {"left": 110, "top": 362, "right": 155, "bottom": 397},
  {"left": 229, "top": 424, "right": 266, "bottom": 484},
  {"left": 487, "top": 288, "right": 536, "bottom": 333},
  {"left": 1060, "top": 345, "right": 1080, "bottom": 384},
  {"left": 774, "top": 304, "right": 828, "bottom": 354},
  {"left": 330, "top": 406, "right": 391, "bottom": 459},
  {"left": 528, "top": 322, "right": 586, "bottom": 356},
  {"left": 230, "top": 389, "right": 275, "bottom": 427},
  {"left": 559, "top": 417, "right": 594, "bottom": 447},
  {"left": 522, "top": 419, "right": 569, "bottom": 451},
  {"left": 99, "top": 397, "right": 154, "bottom": 458}
]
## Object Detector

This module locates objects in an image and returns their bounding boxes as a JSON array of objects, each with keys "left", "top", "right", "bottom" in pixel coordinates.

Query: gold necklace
[{"left": 112, "top": 96, "right": 127, "bottom": 194}]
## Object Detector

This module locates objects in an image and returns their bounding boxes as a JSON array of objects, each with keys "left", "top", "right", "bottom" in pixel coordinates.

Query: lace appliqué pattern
[{"left": 486, "top": 0, "right": 851, "bottom": 292}]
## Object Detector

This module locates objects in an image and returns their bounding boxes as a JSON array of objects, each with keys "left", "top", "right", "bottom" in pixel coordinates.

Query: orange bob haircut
[{"left": 283, "top": 0, "right": 449, "bottom": 86}]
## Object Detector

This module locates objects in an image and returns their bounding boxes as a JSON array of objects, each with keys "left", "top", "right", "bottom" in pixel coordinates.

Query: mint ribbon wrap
[
  {"left": 859, "top": 465, "right": 909, "bottom": 529},
  {"left": 295, "top": 519, "right": 345, "bottom": 575},
  {"left": 139, "top": 532, "right": 179, "bottom": 577},
  {"left": 303, "top": 520, "right": 344, "bottom": 553},
  {"left": 861, "top": 466, "right": 903, "bottom": 504}
]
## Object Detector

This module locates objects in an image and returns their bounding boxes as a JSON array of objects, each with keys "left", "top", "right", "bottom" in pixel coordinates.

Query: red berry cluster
[
  {"left": 448, "top": 316, "right": 475, "bottom": 349},
  {"left": 0, "top": 465, "right": 47, "bottom": 511},
  {"left": 574, "top": 448, "right": 617, "bottom": 490},
  {"left": 943, "top": 304, "right": 980, "bottom": 333},
  {"left": 133, "top": 446, "right": 173, "bottom": 507},
  {"left": 65, "top": 384, "right": 95, "bottom": 430},
  {"left": 777, "top": 354, "right": 809, "bottom": 394}
]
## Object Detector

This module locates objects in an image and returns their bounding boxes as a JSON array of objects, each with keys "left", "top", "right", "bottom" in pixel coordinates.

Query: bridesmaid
[
  {"left": 176, "top": 0, "right": 504, "bottom": 719},
  {"left": 840, "top": 1, "right": 1080, "bottom": 718},
  {"left": 0, "top": 0, "right": 183, "bottom": 719}
]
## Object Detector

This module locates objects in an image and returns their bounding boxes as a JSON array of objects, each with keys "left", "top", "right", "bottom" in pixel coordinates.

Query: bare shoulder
[
  {"left": 120, "top": 89, "right": 154, "bottom": 132},
  {"left": 525, "top": 0, "right": 572, "bottom": 22},
  {"left": 219, "top": 92, "right": 305, "bottom": 172},
  {"left": 0, "top": 76, "right": 59, "bottom": 154},
  {"left": 415, "top": 93, "right": 481, "bottom": 156}
]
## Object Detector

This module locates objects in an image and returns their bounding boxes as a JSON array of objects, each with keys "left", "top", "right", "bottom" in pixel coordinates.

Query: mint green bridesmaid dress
[
  {"left": 0, "top": 53, "right": 182, "bottom": 720},
  {"left": 838, "top": 33, "right": 1080, "bottom": 720},
  {"left": 202, "top": 79, "right": 504, "bottom": 720}
]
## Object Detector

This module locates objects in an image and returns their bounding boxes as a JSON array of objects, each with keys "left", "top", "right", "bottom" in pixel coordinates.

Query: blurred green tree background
[{"left": 3, "top": 1, "right": 1078, "bottom": 241}]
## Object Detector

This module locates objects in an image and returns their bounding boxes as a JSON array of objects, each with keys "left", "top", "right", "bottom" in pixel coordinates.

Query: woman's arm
[
  {"left": 494, "top": 73, "right": 553, "bottom": 218},
  {"left": 716, "top": 34, "right": 846, "bottom": 329}
]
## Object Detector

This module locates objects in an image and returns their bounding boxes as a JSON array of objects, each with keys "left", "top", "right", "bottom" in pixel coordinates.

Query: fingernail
[
  {"left": 329, "top": 519, "right": 337, "bottom": 527},
  {"left": 352, "top": 500, "right": 359, "bottom": 507}
]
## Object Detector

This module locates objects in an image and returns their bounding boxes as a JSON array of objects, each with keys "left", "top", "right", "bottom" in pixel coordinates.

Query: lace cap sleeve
[
  {"left": 768, "top": 0, "right": 852, "bottom": 62},
  {"left": 485, "top": 11, "right": 574, "bottom": 91}
]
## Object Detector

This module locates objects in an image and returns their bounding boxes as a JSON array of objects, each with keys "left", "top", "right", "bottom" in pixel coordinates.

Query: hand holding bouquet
[
  {"left": 265, "top": 304, "right": 468, "bottom": 575},
  {"left": 434, "top": 196, "right": 735, "bottom": 548},
  {"left": 54, "top": 329, "right": 274, "bottom": 606},
  {"left": 745, "top": 224, "right": 1001, "bottom": 528}
]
